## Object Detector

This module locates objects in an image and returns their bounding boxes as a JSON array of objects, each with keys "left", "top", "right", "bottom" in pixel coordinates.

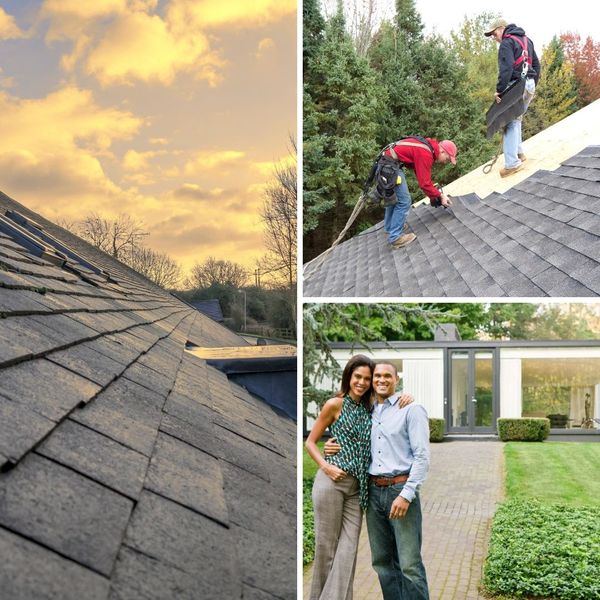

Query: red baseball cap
[{"left": 439, "top": 140, "right": 457, "bottom": 164}]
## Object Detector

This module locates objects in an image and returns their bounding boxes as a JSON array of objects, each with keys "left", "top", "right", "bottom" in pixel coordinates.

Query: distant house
[
  {"left": 0, "top": 191, "right": 296, "bottom": 598},
  {"left": 190, "top": 299, "right": 225, "bottom": 322},
  {"left": 306, "top": 337, "right": 600, "bottom": 441},
  {"left": 304, "top": 100, "right": 600, "bottom": 297}
]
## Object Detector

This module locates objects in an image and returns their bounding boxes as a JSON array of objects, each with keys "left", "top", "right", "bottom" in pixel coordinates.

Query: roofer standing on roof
[
  {"left": 380, "top": 137, "right": 457, "bottom": 249},
  {"left": 485, "top": 18, "right": 540, "bottom": 178}
]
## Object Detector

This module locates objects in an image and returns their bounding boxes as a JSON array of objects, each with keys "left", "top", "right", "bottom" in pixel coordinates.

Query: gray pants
[{"left": 310, "top": 468, "right": 363, "bottom": 600}]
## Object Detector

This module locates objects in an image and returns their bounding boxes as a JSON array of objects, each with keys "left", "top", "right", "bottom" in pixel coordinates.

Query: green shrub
[
  {"left": 429, "top": 418, "right": 445, "bottom": 442},
  {"left": 483, "top": 499, "right": 600, "bottom": 599},
  {"left": 497, "top": 417, "right": 550, "bottom": 441},
  {"left": 303, "top": 478, "right": 315, "bottom": 565}
]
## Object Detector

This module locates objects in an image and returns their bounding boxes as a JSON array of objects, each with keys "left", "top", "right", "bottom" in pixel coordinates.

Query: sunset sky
[{"left": 0, "top": 0, "right": 296, "bottom": 276}]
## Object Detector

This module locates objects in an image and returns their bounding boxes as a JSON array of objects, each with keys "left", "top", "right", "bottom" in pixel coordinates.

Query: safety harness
[
  {"left": 365, "top": 137, "right": 435, "bottom": 207},
  {"left": 504, "top": 34, "right": 532, "bottom": 79}
]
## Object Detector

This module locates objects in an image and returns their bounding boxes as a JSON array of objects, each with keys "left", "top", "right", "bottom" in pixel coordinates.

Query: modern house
[
  {"left": 305, "top": 335, "right": 600, "bottom": 440},
  {"left": 0, "top": 190, "right": 296, "bottom": 599},
  {"left": 304, "top": 100, "right": 600, "bottom": 297}
]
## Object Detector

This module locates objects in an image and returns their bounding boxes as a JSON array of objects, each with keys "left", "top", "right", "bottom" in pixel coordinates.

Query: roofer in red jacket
[
  {"left": 380, "top": 137, "right": 456, "bottom": 248},
  {"left": 485, "top": 18, "right": 540, "bottom": 177}
]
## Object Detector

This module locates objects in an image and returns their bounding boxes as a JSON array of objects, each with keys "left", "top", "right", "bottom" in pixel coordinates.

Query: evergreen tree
[
  {"left": 303, "top": 8, "right": 386, "bottom": 260},
  {"left": 303, "top": 0, "right": 325, "bottom": 73},
  {"left": 394, "top": 0, "right": 424, "bottom": 43},
  {"left": 369, "top": 6, "right": 496, "bottom": 187},
  {"left": 523, "top": 37, "right": 578, "bottom": 138}
]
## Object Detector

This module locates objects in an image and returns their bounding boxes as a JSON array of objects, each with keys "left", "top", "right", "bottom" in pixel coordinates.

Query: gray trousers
[{"left": 310, "top": 468, "right": 363, "bottom": 600}]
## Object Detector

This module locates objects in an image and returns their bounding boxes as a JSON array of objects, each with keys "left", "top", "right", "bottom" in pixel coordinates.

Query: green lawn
[
  {"left": 505, "top": 441, "right": 600, "bottom": 506},
  {"left": 484, "top": 442, "right": 600, "bottom": 600},
  {"left": 303, "top": 442, "right": 324, "bottom": 565}
]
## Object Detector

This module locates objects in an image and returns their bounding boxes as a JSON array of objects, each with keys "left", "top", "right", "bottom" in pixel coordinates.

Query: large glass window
[{"left": 521, "top": 357, "right": 600, "bottom": 429}]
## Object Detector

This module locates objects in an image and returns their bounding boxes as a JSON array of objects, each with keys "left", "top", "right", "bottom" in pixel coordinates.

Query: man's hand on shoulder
[{"left": 389, "top": 495, "right": 410, "bottom": 519}]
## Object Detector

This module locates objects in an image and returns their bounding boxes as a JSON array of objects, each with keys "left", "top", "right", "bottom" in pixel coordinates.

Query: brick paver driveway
[{"left": 303, "top": 440, "right": 504, "bottom": 600}]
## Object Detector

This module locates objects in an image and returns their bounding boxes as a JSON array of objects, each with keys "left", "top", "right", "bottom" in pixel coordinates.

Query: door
[{"left": 446, "top": 349, "right": 497, "bottom": 433}]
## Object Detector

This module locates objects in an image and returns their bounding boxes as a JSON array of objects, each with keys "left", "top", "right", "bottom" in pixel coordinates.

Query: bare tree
[
  {"left": 78, "top": 213, "right": 147, "bottom": 260},
  {"left": 321, "top": 0, "right": 392, "bottom": 56},
  {"left": 128, "top": 246, "right": 182, "bottom": 289},
  {"left": 258, "top": 138, "right": 297, "bottom": 289},
  {"left": 71, "top": 212, "right": 181, "bottom": 289},
  {"left": 189, "top": 256, "right": 248, "bottom": 288}
]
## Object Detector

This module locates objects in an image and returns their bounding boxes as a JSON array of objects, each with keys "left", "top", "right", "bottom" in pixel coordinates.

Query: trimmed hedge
[
  {"left": 429, "top": 418, "right": 445, "bottom": 442},
  {"left": 483, "top": 499, "right": 600, "bottom": 599},
  {"left": 497, "top": 417, "right": 550, "bottom": 441}
]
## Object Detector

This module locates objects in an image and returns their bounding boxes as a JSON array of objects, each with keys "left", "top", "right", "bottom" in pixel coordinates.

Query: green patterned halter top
[{"left": 325, "top": 395, "right": 372, "bottom": 510}]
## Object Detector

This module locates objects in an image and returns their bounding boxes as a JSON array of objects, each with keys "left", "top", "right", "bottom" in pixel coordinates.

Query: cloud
[
  {"left": 251, "top": 153, "right": 296, "bottom": 178},
  {"left": 0, "top": 87, "right": 141, "bottom": 213},
  {"left": 172, "top": 184, "right": 238, "bottom": 200},
  {"left": 85, "top": 11, "right": 223, "bottom": 87},
  {"left": 256, "top": 37, "right": 275, "bottom": 58},
  {"left": 38, "top": 0, "right": 227, "bottom": 87},
  {"left": 183, "top": 150, "right": 245, "bottom": 174},
  {"left": 166, "top": 0, "right": 296, "bottom": 30},
  {"left": 0, "top": 7, "right": 27, "bottom": 39},
  {"left": 122, "top": 149, "right": 167, "bottom": 171},
  {"left": 40, "top": 0, "right": 127, "bottom": 40}
]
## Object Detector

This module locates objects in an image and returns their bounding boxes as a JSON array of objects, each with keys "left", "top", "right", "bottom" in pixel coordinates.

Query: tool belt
[{"left": 369, "top": 473, "right": 410, "bottom": 487}]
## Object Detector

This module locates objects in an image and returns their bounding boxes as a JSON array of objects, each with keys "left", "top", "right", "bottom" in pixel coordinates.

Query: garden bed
[{"left": 483, "top": 442, "right": 600, "bottom": 599}]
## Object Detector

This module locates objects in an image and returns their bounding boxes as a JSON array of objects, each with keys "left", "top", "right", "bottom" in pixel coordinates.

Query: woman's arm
[{"left": 305, "top": 397, "right": 347, "bottom": 481}]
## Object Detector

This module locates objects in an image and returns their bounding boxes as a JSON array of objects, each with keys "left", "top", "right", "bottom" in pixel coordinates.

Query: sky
[
  {"left": 323, "top": 1, "right": 600, "bottom": 49},
  {"left": 0, "top": 0, "right": 296, "bottom": 276},
  {"left": 415, "top": 0, "right": 600, "bottom": 48}
]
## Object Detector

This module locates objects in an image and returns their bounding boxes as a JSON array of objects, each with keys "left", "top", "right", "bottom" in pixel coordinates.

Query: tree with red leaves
[{"left": 560, "top": 32, "right": 600, "bottom": 106}]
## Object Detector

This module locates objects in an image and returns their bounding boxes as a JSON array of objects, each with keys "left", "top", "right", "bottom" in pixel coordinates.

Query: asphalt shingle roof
[
  {"left": 0, "top": 191, "right": 296, "bottom": 599},
  {"left": 304, "top": 146, "right": 600, "bottom": 297}
]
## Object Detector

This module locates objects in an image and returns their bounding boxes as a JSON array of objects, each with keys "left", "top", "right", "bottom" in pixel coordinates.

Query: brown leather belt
[{"left": 369, "top": 474, "right": 409, "bottom": 487}]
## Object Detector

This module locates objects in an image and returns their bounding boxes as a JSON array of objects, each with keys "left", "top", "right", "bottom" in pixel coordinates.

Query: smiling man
[{"left": 367, "top": 362, "right": 430, "bottom": 599}]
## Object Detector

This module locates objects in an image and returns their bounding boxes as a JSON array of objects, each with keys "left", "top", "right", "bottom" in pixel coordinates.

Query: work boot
[
  {"left": 500, "top": 163, "right": 525, "bottom": 178},
  {"left": 518, "top": 152, "right": 527, "bottom": 161},
  {"left": 391, "top": 233, "right": 416, "bottom": 248}
]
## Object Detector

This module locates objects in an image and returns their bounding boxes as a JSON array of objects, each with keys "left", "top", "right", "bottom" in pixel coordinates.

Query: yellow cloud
[
  {"left": 85, "top": 11, "right": 217, "bottom": 86},
  {"left": 252, "top": 153, "right": 296, "bottom": 177},
  {"left": 41, "top": 0, "right": 127, "bottom": 40},
  {"left": 184, "top": 150, "right": 245, "bottom": 174},
  {"left": 0, "top": 7, "right": 26, "bottom": 39},
  {"left": 123, "top": 149, "right": 167, "bottom": 171},
  {"left": 166, "top": 0, "right": 296, "bottom": 30},
  {"left": 0, "top": 87, "right": 142, "bottom": 215},
  {"left": 256, "top": 37, "right": 275, "bottom": 58}
]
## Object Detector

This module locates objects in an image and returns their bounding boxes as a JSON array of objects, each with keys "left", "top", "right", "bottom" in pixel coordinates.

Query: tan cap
[{"left": 484, "top": 18, "right": 508, "bottom": 37}]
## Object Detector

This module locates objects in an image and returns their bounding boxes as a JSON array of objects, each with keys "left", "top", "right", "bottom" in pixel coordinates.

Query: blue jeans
[
  {"left": 503, "top": 78, "right": 536, "bottom": 168},
  {"left": 366, "top": 482, "right": 429, "bottom": 600},
  {"left": 384, "top": 170, "right": 411, "bottom": 244}
]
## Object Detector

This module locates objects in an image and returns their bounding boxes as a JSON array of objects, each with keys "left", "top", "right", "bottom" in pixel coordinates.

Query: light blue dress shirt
[{"left": 369, "top": 394, "right": 430, "bottom": 503}]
